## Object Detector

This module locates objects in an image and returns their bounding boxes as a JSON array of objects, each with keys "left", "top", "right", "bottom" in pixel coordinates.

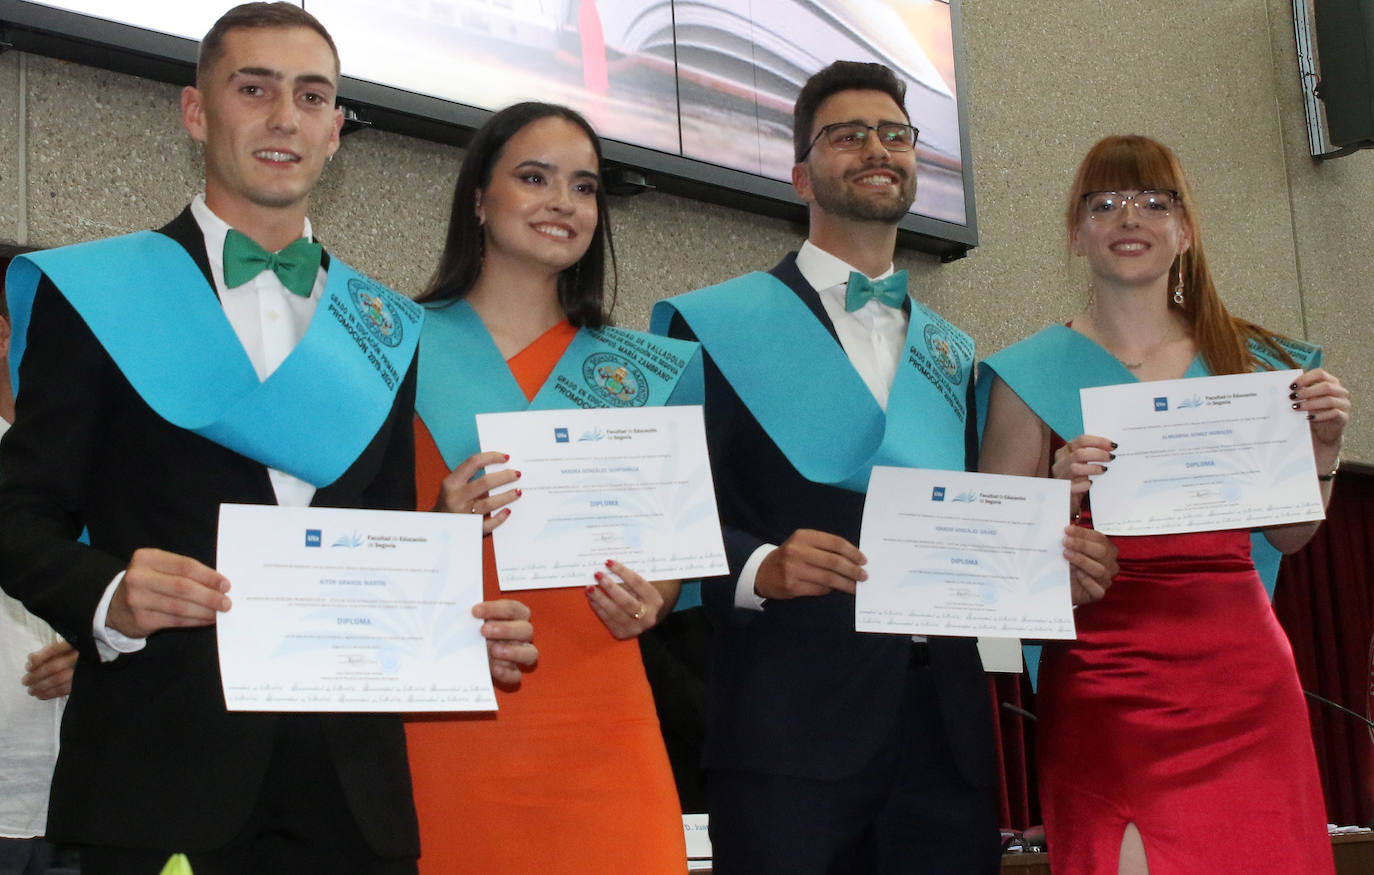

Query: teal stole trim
[
  {"left": 7, "top": 231, "right": 423, "bottom": 488},
  {"left": 977, "top": 325, "right": 1323, "bottom": 685},
  {"left": 415, "top": 300, "right": 705, "bottom": 610},
  {"left": 651, "top": 272, "right": 974, "bottom": 493},
  {"left": 415, "top": 300, "right": 704, "bottom": 470}
]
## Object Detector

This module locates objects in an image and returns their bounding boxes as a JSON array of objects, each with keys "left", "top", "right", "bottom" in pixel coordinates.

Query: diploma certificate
[
  {"left": 216, "top": 504, "right": 493, "bottom": 712},
  {"left": 476, "top": 406, "right": 728, "bottom": 590},
  {"left": 1080, "top": 370, "right": 1324, "bottom": 535},
  {"left": 856, "top": 467, "right": 1075, "bottom": 639}
]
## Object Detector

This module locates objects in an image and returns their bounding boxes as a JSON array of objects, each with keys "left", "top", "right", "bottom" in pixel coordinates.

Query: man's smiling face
[{"left": 792, "top": 89, "right": 917, "bottom": 224}]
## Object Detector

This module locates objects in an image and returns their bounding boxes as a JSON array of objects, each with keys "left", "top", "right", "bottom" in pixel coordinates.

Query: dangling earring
[
  {"left": 1086, "top": 279, "right": 1096, "bottom": 312},
  {"left": 1172, "top": 272, "right": 1185, "bottom": 306}
]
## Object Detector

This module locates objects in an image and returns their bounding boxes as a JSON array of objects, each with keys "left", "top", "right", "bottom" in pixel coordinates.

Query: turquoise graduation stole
[
  {"left": 977, "top": 324, "right": 1322, "bottom": 683},
  {"left": 6, "top": 231, "right": 423, "bottom": 488},
  {"left": 651, "top": 271, "right": 974, "bottom": 492},
  {"left": 415, "top": 300, "right": 704, "bottom": 470}
]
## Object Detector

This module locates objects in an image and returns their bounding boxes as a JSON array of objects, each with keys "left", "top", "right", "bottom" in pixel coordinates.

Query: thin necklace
[{"left": 1086, "top": 302, "right": 1179, "bottom": 369}]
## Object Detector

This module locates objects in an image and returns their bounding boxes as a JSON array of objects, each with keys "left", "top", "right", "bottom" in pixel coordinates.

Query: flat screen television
[{"left": 1, "top": 0, "right": 978, "bottom": 258}]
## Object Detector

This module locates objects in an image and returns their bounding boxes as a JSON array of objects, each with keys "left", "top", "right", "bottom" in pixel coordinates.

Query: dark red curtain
[
  {"left": 1273, "top": 468, "right": 1374, "bottom": 827},
  {"left": 989, "top": 671, "right": 1039, "bottom": 830},
  {"left": 989, "top": 467, "right": 1374, "bottom": 831}
]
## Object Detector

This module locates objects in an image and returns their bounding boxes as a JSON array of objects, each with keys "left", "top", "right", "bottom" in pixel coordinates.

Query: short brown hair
[
  {"left": 197, "top": 2, "right": 340, "bottom": 86},
  {"left": 793, "top": 61, "right": 908, "bottom": 163}
]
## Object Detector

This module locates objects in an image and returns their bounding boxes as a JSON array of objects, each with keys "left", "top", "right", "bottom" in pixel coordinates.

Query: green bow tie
[
  {"left": 222, "top": 229, "right": 323, "bottom": 298},
  {"left": 844, "top": 269, "right": 908, "bottom": 312}
]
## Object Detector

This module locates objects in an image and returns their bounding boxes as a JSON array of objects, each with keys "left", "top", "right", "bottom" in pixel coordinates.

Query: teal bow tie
[
  {"left": 222, "top": 229, "right": 322, "bottom": 298},
  {"left": 844, "top": 270, "right": 907, "bottom": 312}
]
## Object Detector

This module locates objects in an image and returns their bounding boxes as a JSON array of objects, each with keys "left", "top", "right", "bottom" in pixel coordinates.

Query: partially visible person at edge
[
  {"left": 979, "top": 134, "right": 1348, "bottom": 875},
  {"left": 0, "top": 4, "right": 535, "bottom": 872},
  {"left": 0, "top": 242, "right": 78, "bottom": 875},
  {"left": 404, "top": 100, "right": 699, "bottom": 874},
  {"left": 652, "top": 61, "right": 1119, "bottom": 874}
]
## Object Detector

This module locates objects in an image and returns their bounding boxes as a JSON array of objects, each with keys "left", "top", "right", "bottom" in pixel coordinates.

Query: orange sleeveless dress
[{"left": 405, "top": 321, "right": 686, "bottom": 874}]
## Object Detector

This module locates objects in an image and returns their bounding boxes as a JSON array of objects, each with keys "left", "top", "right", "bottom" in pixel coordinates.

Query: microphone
[{"left": 1303, "top": 690, "right": 1374, "bottom": 731}]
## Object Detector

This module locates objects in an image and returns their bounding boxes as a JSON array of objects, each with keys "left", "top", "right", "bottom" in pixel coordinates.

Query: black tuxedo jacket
[
  {"left": 0, "top": 209, "right": 420, "bottom": 855},
  {"left": 668, "top": 253, "right": 995, "bottom": 787}
]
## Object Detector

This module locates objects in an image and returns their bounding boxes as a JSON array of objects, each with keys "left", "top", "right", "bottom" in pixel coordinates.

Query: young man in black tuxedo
[
  {"left": 0, "top": 5, "right": 535, "bottom": 873},
  {"left": 657, "top": 61, "right": 1117, "bottom": 874}
]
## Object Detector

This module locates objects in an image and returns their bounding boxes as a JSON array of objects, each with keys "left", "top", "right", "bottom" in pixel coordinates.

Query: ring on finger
[{"left": 632, "top": 604, "right": 645, "bottom": 621}]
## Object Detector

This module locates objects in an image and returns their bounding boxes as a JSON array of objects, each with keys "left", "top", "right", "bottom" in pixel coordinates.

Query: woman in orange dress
[{"left": 405, "top": 102, "right": 692, "bottom": 873}]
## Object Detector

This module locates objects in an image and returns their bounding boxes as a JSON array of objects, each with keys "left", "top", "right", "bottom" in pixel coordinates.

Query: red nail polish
[
  {"left": 515, "top": 470, "right": 522, "bottom": 478},
  {"left": 585, "top": 585, "right": 596, "bottom": 595},
  {"left": 594, "top": 572, "right": 604, "bottom": 581},
  {"left": 605, "top": 559, "right": 615, "bottom": 568},
  {"left": 503, "top": 454, "right": 511, "bottom": 462},
  {"left": 516, "top": 489, "right": 523, "bottom": 497}
]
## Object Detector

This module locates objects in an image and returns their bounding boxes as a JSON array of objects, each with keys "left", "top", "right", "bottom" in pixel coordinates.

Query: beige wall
[{"left": 2, "top": 0, "right": 1371, "bottom": 459}]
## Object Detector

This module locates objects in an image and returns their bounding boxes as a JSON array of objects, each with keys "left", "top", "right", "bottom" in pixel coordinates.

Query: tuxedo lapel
[
  {"left": 769, "top": 253, "right": 841, "bottom": 344},
  {"left": 156, "top": 207, "right": 215, "bottom": 291}
]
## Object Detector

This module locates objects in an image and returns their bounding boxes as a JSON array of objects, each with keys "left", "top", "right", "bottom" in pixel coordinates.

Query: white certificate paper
[
  {"left": 216, "top": 504, "right": 493, "bottom": 712},
  {"left": 856, "top": 467, "right": 1075, "bottom": 639},
  {"left": 476, "top": 406, "right": 728, "bottom": 590},
  {"left": 1080, "top": 370, "right": 1324, "bottom": 536}
]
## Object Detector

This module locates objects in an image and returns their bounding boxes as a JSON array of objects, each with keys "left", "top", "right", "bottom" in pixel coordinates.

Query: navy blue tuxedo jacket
[
  {"left": 668, "top": 253, "right": 995, "bottom": 788},
  {"left": 0, "top": 208, "right": 420, "bottom": 855}
]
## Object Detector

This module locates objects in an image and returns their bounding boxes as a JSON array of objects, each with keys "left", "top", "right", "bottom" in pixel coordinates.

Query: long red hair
[{"left": 1065, "top": 135, "right": 1292, "bottom": 374}]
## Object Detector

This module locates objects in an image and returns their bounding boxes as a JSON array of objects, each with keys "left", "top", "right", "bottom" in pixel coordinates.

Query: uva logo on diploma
[
  {"left": 305, "top": 529, "right": 322, "bottom": 547},
  {"left": 1154, "top": 396, "right": 1169, "bottom": 412},
  {"left": 931, "top": 486, "right": 946, "bottom": 501},
  {"left": 582, "top": 353, "right": 649, "bottom": 407},
  {"left": 554, "top": 427, "right": 570, "bottom": 443}
]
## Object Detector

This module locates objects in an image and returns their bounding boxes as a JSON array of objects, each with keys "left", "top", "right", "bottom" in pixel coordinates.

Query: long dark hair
[{"left": 418, "top": 102, "right": 617, "bottom": 327}]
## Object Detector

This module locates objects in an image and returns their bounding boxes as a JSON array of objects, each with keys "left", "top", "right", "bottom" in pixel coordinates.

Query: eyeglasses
[
  {"left": 800, "top": 122, "right": 919, "bottom": 160},
  {"left": 1083, "top": 190, "right": 1181, "bottom": 221}
]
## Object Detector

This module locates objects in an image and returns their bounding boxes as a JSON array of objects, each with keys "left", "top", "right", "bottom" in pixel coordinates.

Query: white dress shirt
[
  {"left": 734, "top": 240, "right": 909, "bottom": 609},
  {"left": 0, "top": 417, "right": 66, "bottom": 838},
  {"left": 92, "top": 196, "right": 325, "bottom": 659}
]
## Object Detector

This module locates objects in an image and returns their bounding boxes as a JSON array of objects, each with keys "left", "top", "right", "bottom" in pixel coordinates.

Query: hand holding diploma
[
  {"left": 754, "top": 529, "right": 868, "bottom": 600},
  {"left": 474, "top": 599, "right": 537, "bottom": 687},
  {"left": 585, "top": 560, "right": 671, "bottom": 639},
  {"left": 1062, "top": 523, "right": 1118, "bottom": 605},
  {"left": 107, "top": 547, "right": 232, "bottom": 638},
  {"left": 475, "top": 406, "right": 727, "bottom": 591},
  {"left": 1291, "top": 368, "right": 1349, "bottom": 469},
  {"left": 1052, "top": 435, "right": 1115, "bottom": 517},
  {"left": 1080, "top": 370, "right": 1329, "bottom": 536},
  {"left": 856, "top": 468, "right": 1075, "bottom": 639},
  {"left": 433, "top": 449, "right": 522, "bottom": 534},
  {"left": 216, "top": 504, "right": 496, "bottom": 712}
]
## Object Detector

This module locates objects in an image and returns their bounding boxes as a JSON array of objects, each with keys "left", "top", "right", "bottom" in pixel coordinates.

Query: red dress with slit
[
  {"left": 1038, "top": 497, "right": 1333, "bottom": 873},
  {"left": 404, "top": 321, "right": 685, "bottom": 874}
]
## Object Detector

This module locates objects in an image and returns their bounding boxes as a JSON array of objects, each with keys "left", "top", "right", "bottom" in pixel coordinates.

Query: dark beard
[{"left": 810, "top": 170, "right": 916, "bottom": 223}]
